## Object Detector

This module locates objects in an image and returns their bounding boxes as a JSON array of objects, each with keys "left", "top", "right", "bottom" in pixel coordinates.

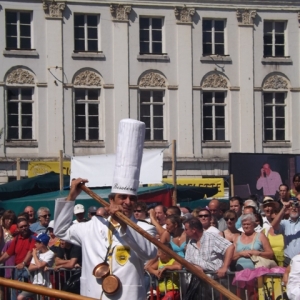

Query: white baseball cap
[
  {"left": 74, "top": 204, "right": 85, "bottom": 214},
  {"left": 48, "top": 220, "right": 55, "bottom": 229}
]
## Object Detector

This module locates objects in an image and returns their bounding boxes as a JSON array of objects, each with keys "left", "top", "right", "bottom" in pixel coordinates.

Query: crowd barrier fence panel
[
  {"left": 145, "top": 269, "right": 288, "bottom": 300},
  {"left": 0, "top": 266, "right": 289, "bottom": 300},
  {"left": 0, "top": 265, "right": 82, "bottom": 300}
]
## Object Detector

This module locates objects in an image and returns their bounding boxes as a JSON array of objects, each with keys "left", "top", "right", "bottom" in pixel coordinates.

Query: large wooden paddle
[
  {"left": 81, "top": 185, "right": 241, "bottom": 300},
  {"left": 0, "top": 277, "right": 96, "bottom": 300}
]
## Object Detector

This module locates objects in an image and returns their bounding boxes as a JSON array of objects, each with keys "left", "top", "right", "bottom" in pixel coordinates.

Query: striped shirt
[{"left": 185, "top": 231, "right": 231, "bottom": 272}]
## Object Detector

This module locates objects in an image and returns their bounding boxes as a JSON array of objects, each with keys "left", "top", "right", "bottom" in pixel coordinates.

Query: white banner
[{"left": 70, "top": 149, "right": 163, "bottom": 188}]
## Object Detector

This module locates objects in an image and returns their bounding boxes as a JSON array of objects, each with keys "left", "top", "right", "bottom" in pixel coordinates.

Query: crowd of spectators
[{"left": 1, "top": 176, "right": 300, "bottom": 299}]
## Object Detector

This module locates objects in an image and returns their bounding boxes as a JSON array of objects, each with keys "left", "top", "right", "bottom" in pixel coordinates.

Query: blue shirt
[
  {"left": 236, "top": 233, "right": 263, "bottom": 270},
  {"left": 29, "top": 221, "right": 47, "bottom": 234},
  {"left": 275, "top": 217, "right": 300, "bottom": 259},
  {"left": 235, "top": 216, "right": 242, "bottom": 230}
]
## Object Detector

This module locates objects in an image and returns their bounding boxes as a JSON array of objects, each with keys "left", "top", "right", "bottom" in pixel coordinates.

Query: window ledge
[
  {"left": 200, "top": 56, "right": 232, "bottom": 63},
  {"left": 73, "top": 141, "right": 105, "bottom": 148},
  {"left": 5, "top": 140, "right": 38, "bottom": 147},
  {"left": 262, "top": 57, "right": 292, "bottom": 64},
  {"left": 263, "top": 141, "right": 291, "bottom": 148},
  {"left": 72, "top": 52, "right": 105, "bottom": 59},
  {"left": 202, "top": 141, "right": 231, "bottom": 148},
  {"left": 144, "top": 140, "right": 169, "bottom": 148},
  {"left": 137, "top": 54, "right": 170, "bottom": 61},
  {"left": 3, "top": 50, "right": 39, "bottom": 57}
]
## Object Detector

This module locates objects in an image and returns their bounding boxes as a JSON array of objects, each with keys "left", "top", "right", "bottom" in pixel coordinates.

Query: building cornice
[{"left": 61, "top": 0, "right": 300, "bottom": 10}]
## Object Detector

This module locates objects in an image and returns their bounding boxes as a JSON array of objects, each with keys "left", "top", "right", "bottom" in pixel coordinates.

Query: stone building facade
[{"left": 0, "top": 0, "right": 299, "bottom": 182}]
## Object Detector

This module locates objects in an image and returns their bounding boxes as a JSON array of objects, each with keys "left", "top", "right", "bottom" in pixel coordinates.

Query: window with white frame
[
  {"left": 203, "top": 19, "right": 225, "bottom": 56},
  {"left": 74, "top": 14, "right": 99, "bottom": 52},
  {"left": 202, "top": 92, "right": 226, "bottom": 141},
  {"left": 139, "top": 90, "right": 164, "bottom": 140},
  {"left": 139, "top": 17, "right": 163, "bottom": 54},
  {"left": 6, "top": 11, "right": 31, "bottom": 50},
  {"left": 74, "top": 88, "right": 100, "bottom": 140},
  {"left": 263, "top": 21, "right": 286, "bottom": 57},
  {"left": 7, "top": 87, "right": 33, "bottom": 140},
  {"left": 263, "top": 92, "right": 286, "bottom": 141}
]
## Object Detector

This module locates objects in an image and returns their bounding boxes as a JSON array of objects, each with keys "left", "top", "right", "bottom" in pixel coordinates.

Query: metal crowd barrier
[
  {"left": 145, "top": 269, "right": 288, "bottom": 300},
  {"left": 0, "top": 266, "right": 289, "bottom": 300},
  {"left": 0, "top": 265, "right": 82, "bottom": 300}
]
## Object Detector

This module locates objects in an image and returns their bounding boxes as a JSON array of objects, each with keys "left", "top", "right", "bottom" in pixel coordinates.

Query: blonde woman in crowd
[{"left": 221, "top": 210, "right": 240, "bottom": 243}]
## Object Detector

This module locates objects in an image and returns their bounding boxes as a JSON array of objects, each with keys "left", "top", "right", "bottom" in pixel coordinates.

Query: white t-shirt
[
  {"left": 262, "top": 216, "right": 272, "bottom": 231},
  {"left": 287, "top": 254, "right": 300, "bottom": 300},
  {"left": 206, "top": 226, "right": 220, "bottom": 234},
  {"left": 31, "top": 249, "right": 55, "bottom": 287}
]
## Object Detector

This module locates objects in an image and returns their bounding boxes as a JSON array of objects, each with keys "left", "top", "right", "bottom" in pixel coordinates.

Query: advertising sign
[
  {"left": 28, "top": 161, "right": 71, "bottom": 177},
  {"left": 163, "top": 177, "right": 224, "bottom": 198}
]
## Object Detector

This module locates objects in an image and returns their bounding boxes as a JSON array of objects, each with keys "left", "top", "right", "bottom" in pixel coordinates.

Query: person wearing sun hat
[
  {"left": 17, "top": 233, "right": 55, "bottom": 300},
  {"left": 260, "top": 197, "right": 284, "bottom": 266},
  {"left": 261, "top": 196, "right": 280, "bottom": 230},
  {"left": 53, "top": 119, "right": 157, "bottom": 300}
]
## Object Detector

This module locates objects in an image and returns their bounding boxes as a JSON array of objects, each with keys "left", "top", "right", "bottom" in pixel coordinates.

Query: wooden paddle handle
[
  {"left": 0, "top": 277, "right": 96, "bottom": 300},
  {"left": 80, "top": 184, "right": 241, "bottom": 300}
]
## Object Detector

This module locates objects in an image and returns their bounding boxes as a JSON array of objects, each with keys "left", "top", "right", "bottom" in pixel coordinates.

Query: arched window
[
  {"left": 201, "top": 72, "right": 229, "bottom": 141},
  {"left": 138, "top": 71, "right": 166, "bottom": 141},
  {"left": 73, "top": 69, "right": 102, "bottom": 141},
  {"left": 262, "top": 74, "right": 289, "bottom": 141},
  {"left": 5, "top": 68, "right": 35, "bottom": 140}
]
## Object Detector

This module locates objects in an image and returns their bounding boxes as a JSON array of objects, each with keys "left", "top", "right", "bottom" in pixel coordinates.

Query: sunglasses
[
  {"left": 40, "top": 214, "right": 51, "bottom": 218},
  {"left": 19, "top": 225, "right": 28, "bottom": 229},
  {"left": 198, "top": 214, "right": 210, "bottom": 218},
  {"left": 134, "top": 210, "right": 142, "bottom": 213},
  {"left": 224, "top": 218, "right": 235, "bottom": 221}
]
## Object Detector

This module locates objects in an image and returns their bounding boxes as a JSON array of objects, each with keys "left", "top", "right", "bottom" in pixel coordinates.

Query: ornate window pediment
[
  {"left": 139, "top": 72, "right": 166, "bottom": 88},
  {"left": 174, "top": 6, "right": 195, "bottom": 23},
  {"left": 6, "top": 68, "right": 35, "bottom": 85},
  {"left": 110, "top": 4, "right": 131, "bottom": 21},
  {"left": 236, "top": 9, "right": 256, "bottom": 26},
  {"left": 202, "top": 73, "right": 228, "bottom": 89},
  {"left": 73, "top": 70, "right": 101, "bottom": 86},
  {"left": 43, "top": 1, "right": 66, "bottom": 18},
  {"left": 263, "top": 75, "right": 288, "bottom": 90}
]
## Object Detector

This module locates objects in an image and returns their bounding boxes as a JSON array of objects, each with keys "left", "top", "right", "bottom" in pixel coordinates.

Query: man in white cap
[
  {"left": 54, "top": 119, "right": 157, "bottom": 300},
  {"left": 73, "top": 204, "right": 87, "bottom": 224}
]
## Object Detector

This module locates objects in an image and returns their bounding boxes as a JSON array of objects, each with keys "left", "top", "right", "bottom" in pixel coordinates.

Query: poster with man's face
[{"left": 229, "top": 153, "right": 300, "bottom": 200}]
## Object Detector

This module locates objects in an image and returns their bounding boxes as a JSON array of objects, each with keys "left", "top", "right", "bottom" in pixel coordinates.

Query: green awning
[
  {"left": 0, "top": 185, "right": 171, "bottom": 216},
  {"left": 0, "top": 183, "right": 219, "bottom": 216},
  {"left": 0, "top": 172, "right": 70, "bottom": 201}
]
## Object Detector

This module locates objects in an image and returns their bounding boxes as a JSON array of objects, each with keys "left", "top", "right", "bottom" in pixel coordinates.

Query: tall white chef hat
[{"left": 111, "top": 119, "right": 145, "bottom": 196}]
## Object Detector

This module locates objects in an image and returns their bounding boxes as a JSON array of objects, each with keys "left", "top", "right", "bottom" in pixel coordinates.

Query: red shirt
[{"left": 6, "top": 234, "right": 36, "bottom": 265}]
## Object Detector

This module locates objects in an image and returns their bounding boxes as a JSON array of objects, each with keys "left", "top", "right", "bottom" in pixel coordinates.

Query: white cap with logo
[{"left": 74, "top": 204, "right": 85, "bottom": 214}]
